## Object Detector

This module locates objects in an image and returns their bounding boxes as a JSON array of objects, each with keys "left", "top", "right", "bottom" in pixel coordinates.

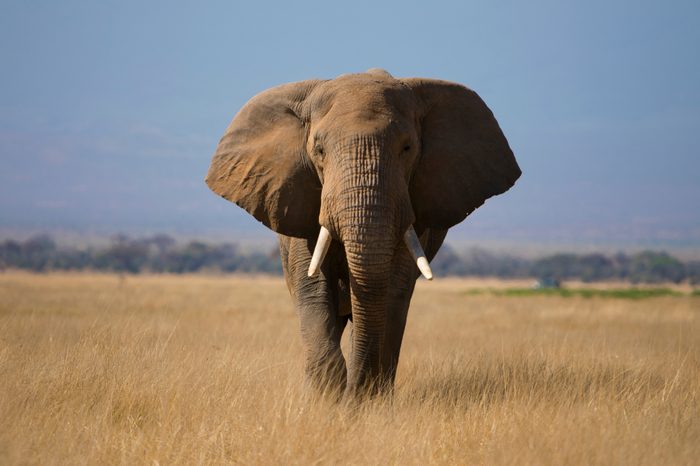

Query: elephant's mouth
[{"left": 307, "top": 225, "right": 433, "bottom": 280}]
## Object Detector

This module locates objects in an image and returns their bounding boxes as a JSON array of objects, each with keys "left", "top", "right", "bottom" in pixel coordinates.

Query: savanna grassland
[{"left": 0, "top": 273, "right": 698, "bottom": 465}]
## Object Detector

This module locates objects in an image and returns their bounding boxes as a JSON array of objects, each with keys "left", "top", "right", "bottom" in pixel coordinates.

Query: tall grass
[{"left": 0, "top": 273, "right": 698, "bottom": 464}]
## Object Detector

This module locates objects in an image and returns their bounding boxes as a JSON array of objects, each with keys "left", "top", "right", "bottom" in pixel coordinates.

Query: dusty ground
[{"left": 0, "top": 272, "right": 698, "bottom": 465}]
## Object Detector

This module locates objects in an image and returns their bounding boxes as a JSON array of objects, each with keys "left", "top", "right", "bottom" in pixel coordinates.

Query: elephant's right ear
[{"left": 206, "top": 80, "right": 324, "bottom": 238}]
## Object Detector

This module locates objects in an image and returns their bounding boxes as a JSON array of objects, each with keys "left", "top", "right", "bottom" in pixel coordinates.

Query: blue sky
[{"left": 1, "top": 0, "right": 698, "bottom": 249}]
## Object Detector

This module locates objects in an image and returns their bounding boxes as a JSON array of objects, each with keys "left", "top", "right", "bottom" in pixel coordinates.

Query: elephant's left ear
[{"left": 403, "top": 78, "right": 521, "bottom": 230}]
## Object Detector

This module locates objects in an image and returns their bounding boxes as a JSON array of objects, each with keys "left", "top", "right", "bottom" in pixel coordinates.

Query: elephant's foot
[
  {"left": 303, "top": 349, "right": 347, "bottom": 399},
  {"left": 342, "top": 361, "right": 396, "bottom": 401}
]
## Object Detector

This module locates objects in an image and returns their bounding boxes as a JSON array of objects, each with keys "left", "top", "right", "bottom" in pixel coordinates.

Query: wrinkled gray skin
[{"left": 206, "top": 69, "right": 521, "bottom": 399}]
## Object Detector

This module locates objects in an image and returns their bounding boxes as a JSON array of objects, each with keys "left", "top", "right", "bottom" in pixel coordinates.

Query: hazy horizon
[{"left": 2, "top": 1, "right": 699, "bottom": 253}]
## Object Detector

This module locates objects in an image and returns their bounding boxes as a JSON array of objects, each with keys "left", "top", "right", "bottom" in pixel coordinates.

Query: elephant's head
[{"left": 206, "top": 69, "right": 520, "bottom": 393}]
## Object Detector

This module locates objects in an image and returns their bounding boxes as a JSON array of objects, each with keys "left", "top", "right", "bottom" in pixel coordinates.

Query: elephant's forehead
[{"left": 310, "top": 75, "right": 415, "bottom": 118}]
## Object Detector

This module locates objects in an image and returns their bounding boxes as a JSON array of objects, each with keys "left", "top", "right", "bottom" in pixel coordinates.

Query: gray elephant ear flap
[
  {"left": 206, "top": 80, "right": 324, "bottom": 239},
  {"left": 404, "top": 78, "right": 521, "bottom": 230}
]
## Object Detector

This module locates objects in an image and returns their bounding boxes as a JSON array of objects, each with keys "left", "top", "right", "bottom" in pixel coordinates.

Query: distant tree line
[
  {"left": 431, "top": 245, "right": 700, "bottom": 284},
  {"left": 0, "top": 234, "right": 281, "bottom": 275},
  {"left": 1, "top": 234, "right": 699, "bottom": 284}
]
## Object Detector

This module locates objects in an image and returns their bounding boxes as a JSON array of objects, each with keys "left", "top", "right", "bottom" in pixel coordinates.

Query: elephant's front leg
[
  {"left": 279, "top": 235, "right": 349, "bottom": 395},
  {"left": 380, "top": 228, "right": 448, "bottom": 387}
]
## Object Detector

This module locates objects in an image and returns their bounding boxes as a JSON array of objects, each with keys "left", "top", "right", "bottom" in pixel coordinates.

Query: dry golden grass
[{"left": 0, "top": 272, "right": 698, "bottom": 465}]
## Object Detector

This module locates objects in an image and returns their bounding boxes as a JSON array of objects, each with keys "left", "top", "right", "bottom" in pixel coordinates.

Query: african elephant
[{"left": 206, "top": 69, "right": 520, "bottom": 398}]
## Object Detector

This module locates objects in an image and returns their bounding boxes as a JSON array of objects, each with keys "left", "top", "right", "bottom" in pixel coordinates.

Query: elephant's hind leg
[{"left": 279, "top": 235, "right": 349, "bottom": 396}]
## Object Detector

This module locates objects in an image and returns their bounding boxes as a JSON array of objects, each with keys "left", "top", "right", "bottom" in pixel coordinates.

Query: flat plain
[{"left": 0, "top": 272, "right": 698, "bottom": 465}]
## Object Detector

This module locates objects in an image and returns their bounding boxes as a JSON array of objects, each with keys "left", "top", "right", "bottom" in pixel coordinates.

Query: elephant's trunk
[
  {"left": 341, "top": 223, "right": 395, "bottom": 396},
  {"left": 320, "top": 135, "right": 414, "bottom": 397},
  {"left": 342, "top": 224, "right": 394, "bottom": 395}
]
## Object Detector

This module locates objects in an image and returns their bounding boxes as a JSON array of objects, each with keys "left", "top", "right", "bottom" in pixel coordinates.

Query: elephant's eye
[
  {"left": 403, "top": 144, "right": 411, "bottom": 152},
  {"left": 315, "top": 145, "right": 324, "bottom": 158}
]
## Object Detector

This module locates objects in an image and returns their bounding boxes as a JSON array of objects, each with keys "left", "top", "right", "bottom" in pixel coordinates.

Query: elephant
[{"left": 206, "top": 69, "right": 520, "bottom": 399}]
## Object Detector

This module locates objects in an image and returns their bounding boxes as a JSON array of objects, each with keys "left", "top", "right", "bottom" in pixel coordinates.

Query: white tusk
[
  {"left": 308, "top": 226, "right": 332, "bottom": 277},
  {"left": 403, "top": 226, "right": 433, "bottom": 280}
]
